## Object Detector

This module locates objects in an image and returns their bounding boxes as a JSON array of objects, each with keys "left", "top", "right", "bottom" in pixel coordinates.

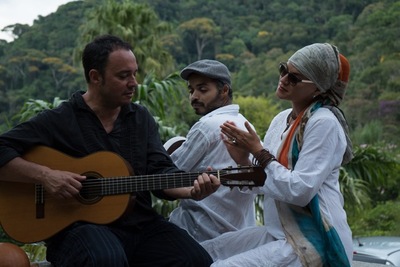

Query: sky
[{"left": 0, "top": 0, "right": 74, "bottom": 42}]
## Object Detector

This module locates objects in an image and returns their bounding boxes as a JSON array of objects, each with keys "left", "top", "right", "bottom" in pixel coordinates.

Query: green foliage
[
  {"left": 0, "top": 1, "right": 87, "bottom": 124},
  {"left": 342, "top": 0, "right": 400, "bottom": 146},
  {"left": 350, "top": 200, "right": 400, "bottom": 236},
  {"left": 178, "top": 17, "right": 220, "bottom": 60},
  {"left": 254, "top": 195, "right": 264, "bottom": 225},
  {"left": 135, "top": 72, "right": 181, "bottom": 120},
  {"left": 22, "top": 242, "right": 47, "bottom": 262},
  {"left": 152, "top": 196, "right": 179, "bottom": 218},
  {"left": 344, "top": 145, "right": 400, "bottom": 206},
  {"left": 339, "top": 167, "right": 370, "bottom": 214},
  {"left": 134, "top": 72, "right": 190, "bottom": 141},
  {"left": 351, "top": 120, "right": 383, "bottom": 145},
  {"left": 13, "top": 97, "right": 65, "bottom": 123},
  {"left": 75, "top": 0, "right": 175, "bottom": 80},
  {"left": 1, "top": 0, "right": 399, "bottom": 146},
  {"left": 233, "top": 95, "right": 280, "bottom": 139},
  {"left": 222, "top": 38, "right": 248, "bottom": 59}
]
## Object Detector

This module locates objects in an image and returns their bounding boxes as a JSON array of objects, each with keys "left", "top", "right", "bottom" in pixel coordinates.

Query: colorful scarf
[{"left": 275, "top": 102, "right": 351, "bottom": 267}]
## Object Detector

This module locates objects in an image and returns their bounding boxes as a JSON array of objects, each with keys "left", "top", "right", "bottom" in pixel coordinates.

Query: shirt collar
[
  {"left": 71, "top": 90, "right": 135, "bottom": 116},
  {"left": 199, "top": 104, "right": 239, "bottom": 121}
]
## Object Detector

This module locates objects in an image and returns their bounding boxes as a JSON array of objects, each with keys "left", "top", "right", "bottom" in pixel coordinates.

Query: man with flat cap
[{"left": 168, "top": 59, "right": 258, "bottom": 242}]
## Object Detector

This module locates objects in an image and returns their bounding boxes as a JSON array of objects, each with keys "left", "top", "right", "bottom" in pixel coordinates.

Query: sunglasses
[{"left": 279, "top": 62, "right": 314, "bottom": 86}]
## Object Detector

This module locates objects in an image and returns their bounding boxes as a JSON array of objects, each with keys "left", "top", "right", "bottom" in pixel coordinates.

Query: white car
[{"left": 353, "top": 236, "right": 400, "bottom": 266}]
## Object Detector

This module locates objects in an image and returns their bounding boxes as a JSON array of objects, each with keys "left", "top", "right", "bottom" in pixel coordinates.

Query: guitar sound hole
[{"left": 78, "top": 172, "right": 102, "bottom": 204}]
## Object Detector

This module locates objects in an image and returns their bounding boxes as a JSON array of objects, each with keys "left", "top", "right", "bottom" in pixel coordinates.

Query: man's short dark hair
[{"left": 82, "top": 35, "right": 133, "bottom": 83}]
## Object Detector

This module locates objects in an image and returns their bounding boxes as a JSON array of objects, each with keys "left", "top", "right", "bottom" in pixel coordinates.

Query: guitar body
[{"left": 0, "top": 146, "right": 132, "bottom": 243}]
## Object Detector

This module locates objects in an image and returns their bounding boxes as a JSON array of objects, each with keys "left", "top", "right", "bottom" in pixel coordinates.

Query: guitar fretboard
[{"left": 79, "top": 170, "right": 222, "bottom": 197}]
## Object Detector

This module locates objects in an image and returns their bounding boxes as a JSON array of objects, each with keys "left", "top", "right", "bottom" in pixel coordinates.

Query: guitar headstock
[{"left": 218, "top": 166, "right": 266, "bottom": 188}]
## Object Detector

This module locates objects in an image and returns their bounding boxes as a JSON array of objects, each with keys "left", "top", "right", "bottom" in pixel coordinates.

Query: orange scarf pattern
[{"left": 277, "top": 109, "right": 305, "bottom": 168}]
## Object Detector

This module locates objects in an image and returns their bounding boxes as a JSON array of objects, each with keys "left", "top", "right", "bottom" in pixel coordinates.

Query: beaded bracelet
[{"left": 252, "top": 149, "right": 276, "bottom": 169}]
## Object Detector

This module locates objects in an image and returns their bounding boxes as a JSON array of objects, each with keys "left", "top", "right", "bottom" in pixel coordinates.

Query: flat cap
[{"left": 180, "top": 59, "right": 231, "bottom": 86}]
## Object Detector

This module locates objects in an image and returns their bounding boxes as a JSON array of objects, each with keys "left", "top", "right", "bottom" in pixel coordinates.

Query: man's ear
[
  {"left": 89, "top": 69, "right": 102, "bottom": 84},
  {"left": 222, "top": 84, "right": 230, "bottom": 96}
]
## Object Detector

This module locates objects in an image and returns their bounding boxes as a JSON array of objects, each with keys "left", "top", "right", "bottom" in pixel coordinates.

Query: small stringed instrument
[{"left": 0, "top": 146, "right": 265, "bottom": 243}]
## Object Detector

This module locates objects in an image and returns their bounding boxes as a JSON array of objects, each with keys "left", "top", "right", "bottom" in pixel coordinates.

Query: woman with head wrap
[{"left": 200, "top": 43, "right": 353, "bottom": 266}]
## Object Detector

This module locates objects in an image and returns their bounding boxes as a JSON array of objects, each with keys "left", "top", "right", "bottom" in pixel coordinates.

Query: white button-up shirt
[{"left": 168, "top": 104, "right": 257, "bottom": 242}]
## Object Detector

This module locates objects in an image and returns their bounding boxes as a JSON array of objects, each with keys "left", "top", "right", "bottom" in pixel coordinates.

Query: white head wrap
[
  {"left": 288, "top": 43, "right": 348, "bottom": 106},
  {"left": 289, "top": 43, "right": 338, "bottom": 92}
]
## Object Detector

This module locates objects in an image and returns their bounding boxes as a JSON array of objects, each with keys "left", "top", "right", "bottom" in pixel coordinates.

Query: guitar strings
[{"left": 35, "top": 169, "right": 259, "bottom": 200}]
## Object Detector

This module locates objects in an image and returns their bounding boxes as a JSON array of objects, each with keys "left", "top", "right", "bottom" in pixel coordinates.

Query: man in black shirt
[{"left": 0, "top": 35, "right": 218, "bottom": 266}]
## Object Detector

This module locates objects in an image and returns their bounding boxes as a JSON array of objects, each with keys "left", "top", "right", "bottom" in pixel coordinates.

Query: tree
[
  {"left": 6, "top": 49, "right": 46, "bottom": 87},
  {"left": 41, "top": 57, "right": 77, "bottom": 94},
  {"left": 75, "top": 0, "right": 175, "bottom": 80},
  {"left": 179, "top": 17, "right": 220, "bottom": 61},
  {"left": 342, "top": 1, "right": 400, "bottom": 148}
]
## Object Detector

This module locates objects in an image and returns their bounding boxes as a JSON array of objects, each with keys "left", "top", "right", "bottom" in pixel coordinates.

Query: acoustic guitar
[{"left": 0, "top": 146, "right": 265, "bottom": 243}]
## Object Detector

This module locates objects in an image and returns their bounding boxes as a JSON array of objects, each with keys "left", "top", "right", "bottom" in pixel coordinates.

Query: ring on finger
[{"left": 231, "top": 138, "right": 237, "bottom": 144}]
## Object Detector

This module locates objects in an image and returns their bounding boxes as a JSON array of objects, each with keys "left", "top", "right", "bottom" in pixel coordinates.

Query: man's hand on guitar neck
[
  {"left": 164, "top": 169, "right": 220, "bottom": 201},
  {"left": 190, "top": 171, "right": 220, "bottom": 201}
]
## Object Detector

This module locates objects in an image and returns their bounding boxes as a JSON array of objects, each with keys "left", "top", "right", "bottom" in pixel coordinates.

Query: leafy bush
[{"left": 350, "top": 200, "right": 400, "bottom": 236}]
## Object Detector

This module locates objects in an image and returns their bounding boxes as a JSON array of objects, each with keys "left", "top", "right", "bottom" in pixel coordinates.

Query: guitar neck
[{"left": 82, "top": 171, "right": 217, "bottom": 197}]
